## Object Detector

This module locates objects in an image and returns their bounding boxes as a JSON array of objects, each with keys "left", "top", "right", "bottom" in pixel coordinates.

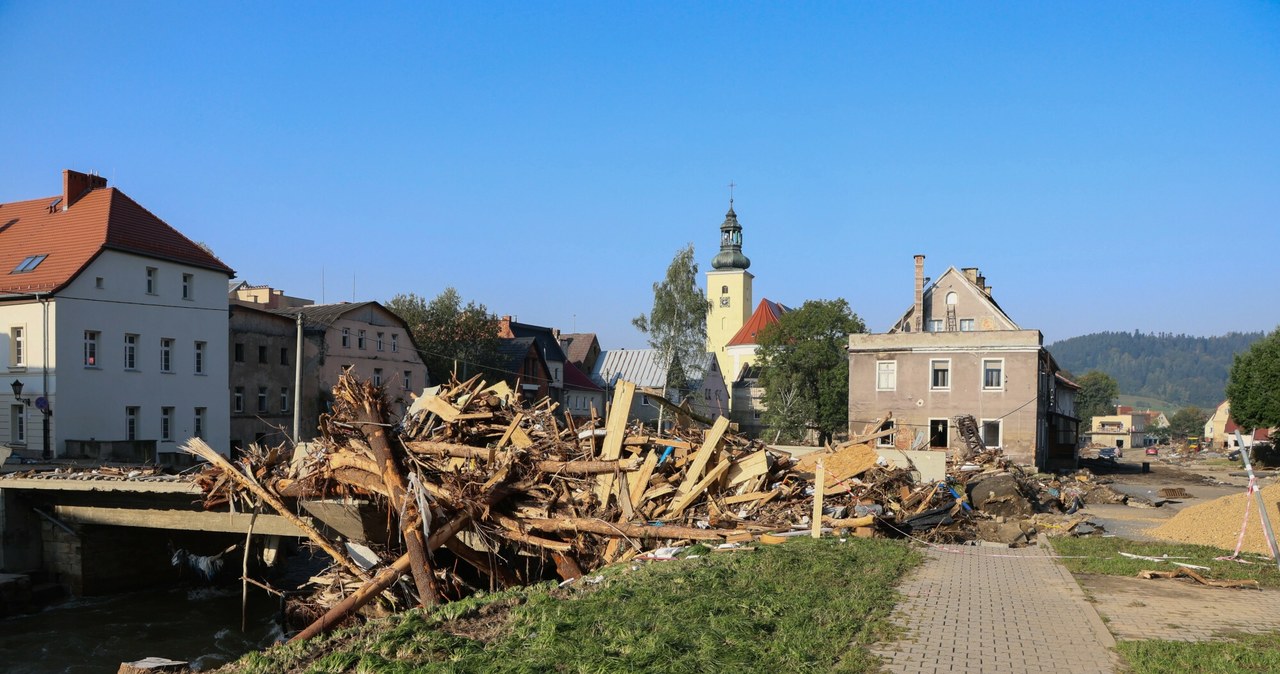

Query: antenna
[{"left": 321, "top": 266, "right": 326, "bottom": 304}]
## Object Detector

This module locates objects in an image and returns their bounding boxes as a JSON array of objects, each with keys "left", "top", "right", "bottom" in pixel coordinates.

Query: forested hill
[{"left": 1047, "top": 331, "right": 1265, "bottom": 409}]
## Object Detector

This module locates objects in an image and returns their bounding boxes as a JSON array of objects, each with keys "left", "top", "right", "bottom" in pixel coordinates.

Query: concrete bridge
[{"left": 0, "top": 469, "right": 376, "bottom": 596}]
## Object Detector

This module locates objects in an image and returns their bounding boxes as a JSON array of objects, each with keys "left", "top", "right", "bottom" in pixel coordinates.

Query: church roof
[{"left": 726, "top": 298, "right": 789, "bottom": 346}]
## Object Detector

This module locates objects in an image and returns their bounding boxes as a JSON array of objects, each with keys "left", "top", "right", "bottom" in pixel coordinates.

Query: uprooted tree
[
  {"left": 386, "top": 288, "right": 504, "bottom": 384},
  {"left": 756, "top": 298, "right": 866, "bottom": 446}
]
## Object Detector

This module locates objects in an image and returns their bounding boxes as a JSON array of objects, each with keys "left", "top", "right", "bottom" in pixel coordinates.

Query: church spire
[{"left": 711, "top": 191, "right": 751, "bottom": 271}]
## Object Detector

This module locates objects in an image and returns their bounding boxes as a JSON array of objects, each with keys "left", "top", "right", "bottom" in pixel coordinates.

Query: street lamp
[{"left": 10, "top": 379, "right": 31, "bottom": 406}]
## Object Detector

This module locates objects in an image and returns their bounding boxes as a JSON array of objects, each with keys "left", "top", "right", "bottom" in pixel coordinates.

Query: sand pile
[{"left": 1148, "top": 482, "right": 1280, "bottom": 555}]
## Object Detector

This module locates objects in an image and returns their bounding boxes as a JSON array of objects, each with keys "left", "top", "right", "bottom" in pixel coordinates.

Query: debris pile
[{"left": 183, "top": 377, "right": 1095, "bottom": 640}]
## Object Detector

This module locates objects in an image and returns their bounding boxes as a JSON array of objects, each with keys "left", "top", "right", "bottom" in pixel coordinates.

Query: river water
[{"left": 0, "top": 585, "right": 283, "bottom": 673}]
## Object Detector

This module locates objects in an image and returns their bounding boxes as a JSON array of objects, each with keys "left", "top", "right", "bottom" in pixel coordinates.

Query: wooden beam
[
  {"left": 53, "top": 505, "right": 308, "bottom": 537},
  {"left": 673, "top": 416, "right": 730, "bottom": 502},
  {"left": 594, "top": 380, "right": 636, "bottom": 505}
]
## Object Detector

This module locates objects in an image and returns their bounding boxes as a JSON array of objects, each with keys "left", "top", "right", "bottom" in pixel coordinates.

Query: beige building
[
  {"left": 1089, "top": 414, "right": 1146, "bottom": 453},
  {"left": 847, "top": 256, "right": 1079, "bottom": 470},
  {"left": 705, "top": 202, "right": 754, "bottom": 385}
]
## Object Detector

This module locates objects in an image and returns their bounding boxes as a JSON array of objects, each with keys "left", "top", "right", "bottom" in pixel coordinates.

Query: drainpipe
[
  {"left": 293, "top": 312, "right": 304, "bottom": 443},
  {"left": 40, "top": 294, "right": 51, "bottom": 460}
]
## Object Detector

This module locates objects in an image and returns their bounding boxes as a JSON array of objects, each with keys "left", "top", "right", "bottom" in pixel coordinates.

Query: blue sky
[{"left": 2, "top": 2, "right": 1276, "bottom": 349}]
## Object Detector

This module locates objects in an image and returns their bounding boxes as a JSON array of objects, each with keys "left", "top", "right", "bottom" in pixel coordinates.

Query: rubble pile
[{"left": 183, "top": 374, "right": 1098, "bottom": 640}]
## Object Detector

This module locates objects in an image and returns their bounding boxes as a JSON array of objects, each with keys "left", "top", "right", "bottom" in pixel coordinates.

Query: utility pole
[{"left": 293, "top": 312, "right": 304, "bottom": 444}]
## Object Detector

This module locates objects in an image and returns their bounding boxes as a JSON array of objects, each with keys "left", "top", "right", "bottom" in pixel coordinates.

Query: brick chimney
[
  {"left": 62, "top": 169, "right": 107, "bottom": 211},
  {"left": 913, "top": 255, "right": 925, "bottom": 332},
  {"left": 497, "top": 315, "right": 515, "bottom": 338}
]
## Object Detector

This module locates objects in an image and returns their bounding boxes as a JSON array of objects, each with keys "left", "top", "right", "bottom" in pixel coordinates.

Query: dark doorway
[{"left": 930, "top": 419, "right": 949, "bottom": 448}]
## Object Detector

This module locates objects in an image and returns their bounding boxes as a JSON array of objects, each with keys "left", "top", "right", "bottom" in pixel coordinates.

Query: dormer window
[{"left": 11, "top": 255, "right": 47, "bottom": 273}]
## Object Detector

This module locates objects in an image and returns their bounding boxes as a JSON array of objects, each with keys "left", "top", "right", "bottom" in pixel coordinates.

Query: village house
[
  {"left": 1088, "top": 413, "right": 1146, "bottom": 454},
  {"left": 590, "top": 349, "right": 729, "bottom": 426},
  {"left": 495, "top": 337, "right": 552, "bottom": 403},
  {"left": 1, "top": 170, "right": 234, "bottom": 460},
  {"left": 558, "top": 332, "right": 602, "bottom": 375},
  {"left": 498, "top": 317, "right": 569, "bottom": 405},
  {"left": 847, "top": 255, "right": 1079, "bottom": 471}
]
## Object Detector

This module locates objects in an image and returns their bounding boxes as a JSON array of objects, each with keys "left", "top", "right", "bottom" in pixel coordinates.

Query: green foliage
[
  {"left": 1167, "top": 406, "right": 1209, "bottom": 442},
  {"left": 1075, "top": 370, "right": 1120, "bottom": 430},
  {"left": 1119, "top": 634, "right": 1280, "bottom": 674},
  {"left": 1049, "top": 330, "right": 1265, "bottom": 409},
  {"left": 385, "top": 288, "right": 503, "bottom": 385},
  {"left": 756, "top": 299, "right": 866, "bottom": 445},
  {"left": 632, "top": 244, "right": 709, "bottom": 392},
  {"left": 1226, "top": 327, "right": 1280, "bottom": 431},
  {"left": 220, "top": 538, "right": 921, "bottom": 674}
]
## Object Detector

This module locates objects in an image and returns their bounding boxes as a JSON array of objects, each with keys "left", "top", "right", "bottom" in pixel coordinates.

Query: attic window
[{"left": 11, "top": 255, "right": 48, "bottom": 273}]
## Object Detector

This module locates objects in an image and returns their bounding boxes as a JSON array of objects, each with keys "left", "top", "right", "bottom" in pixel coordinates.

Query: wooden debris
[{"left": 1138, "top": 568, "right": 1260, "bottom": 589}]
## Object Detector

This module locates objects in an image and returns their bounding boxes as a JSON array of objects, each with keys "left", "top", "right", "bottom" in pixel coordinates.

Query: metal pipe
[
  {"left": 1236, "top": 429, "right": 1280, "bottom": 571},
  {"left": 292, "top": 312, "right": 304, "bottom": 443}
]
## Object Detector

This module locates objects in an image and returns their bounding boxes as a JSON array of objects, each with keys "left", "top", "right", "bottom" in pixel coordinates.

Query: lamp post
[{"left": 10, "top": 379, "right": 52, "bottom": 460}]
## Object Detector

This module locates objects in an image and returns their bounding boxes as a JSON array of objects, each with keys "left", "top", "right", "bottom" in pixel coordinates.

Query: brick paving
[
  {"left": 1079, "top": 572, "right": 1280, "bottom": 642},
  {"left": 872, "top": 543, "right": 1118, "bottom": 673}
]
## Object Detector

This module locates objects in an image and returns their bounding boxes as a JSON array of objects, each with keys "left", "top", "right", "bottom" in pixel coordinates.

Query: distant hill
[{"left": 1047, "top": 331, "right": 1264, "bottom": 410}]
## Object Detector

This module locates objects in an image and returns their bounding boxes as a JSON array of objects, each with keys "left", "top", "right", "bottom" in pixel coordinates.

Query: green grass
[
  {"left": 221, "top": 538, "right": 921, "bottom": 674},
  {"left": 1119, "top": 633, "right": 1280, "bottom": 674},
  {"left": 1048, "top": 537, "right": 1280, "bottom": 587}
]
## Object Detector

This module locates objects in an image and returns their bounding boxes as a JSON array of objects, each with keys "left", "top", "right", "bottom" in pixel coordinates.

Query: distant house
[
  {"left": 1205, "top": 400, "right": 1273, "bottom": 450},
  {"left": 561, "top": 360, "right": 605, "bottom": 422},
  {"left": 1, "top": 170, "right": 234, "bottom": 461},
  {"left": 558, "top": 332, "right": 602, "bottom": 374},
  {"left": 498, "top": 317, "right": 569, "bottom": 404},
  {"left": 1089, "top": 414, "right": 1146, "bottom": 452},
  {"left": 227, "top": 302, "right": 299, "bottom": 453},
  {"left": 270, "top": 301, "right": 429, "bottom": 436},
  {"left": 590, "top": 349, "right": 729, "bottom": 427},
  {"left": 847, "top": 255, "right": 1079, "bottom": 471},
  {"left": 731, "top": 365, "right": 767, "bottom": 438},
  {"left": 496, "top": 337, "right": 552, "bottom": 403}
]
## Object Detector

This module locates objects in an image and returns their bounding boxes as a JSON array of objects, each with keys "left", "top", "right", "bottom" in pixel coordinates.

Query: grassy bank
[
  {"left": 221, "top": 538, "right": 920, "bottom": 674},
  {"left": 1119, "top": 634, "right": 1280, "bottom": 674},
  {"left": 1047, "top": 537, "right": 1280, "bottom": 587}
]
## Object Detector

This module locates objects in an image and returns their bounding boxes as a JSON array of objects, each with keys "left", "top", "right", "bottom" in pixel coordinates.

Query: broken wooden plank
[
  {"left": 668, "top": 459, "right": 733, "bottom": 517},
  {"left": 794, "top": 441, "right": 880, "bottom": 488},
  {"left": 811, "top": 461, "right": 826, "bottom": 539},
  {"left": 726, "top": 449, "right": 769, "bottom": 487},
  {"left": 723, "top": 490, "right": 774, "bottom": 505},
  {"left": 629, "top": 450, "right": 660, "bottom": 508},
  {"left": 594, "top": 380, "right": 636, "bottom": 505},
  {"left": 673, "top": 416, "right": 730, "bottom": 502},
  {"left": 495, "top": 413, "right": 525, "bottom": 450}
]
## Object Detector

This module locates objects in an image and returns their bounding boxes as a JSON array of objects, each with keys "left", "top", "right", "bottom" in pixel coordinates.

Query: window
[
  {"left": 877, "top": 420, "right": 896, "bottom": 448},
  {"left": 194, "top": 408, "right": 205, "bottom": 439},
  {"left": 146, "top": 267, "right": 157, "bottom": 294},
  {"left": 959, "top": 319, "right": 974, "bottom": 332},
  {"left": 403, "top": 370, "right": 412, "bottom": 390},
  {"left": 640, "top": 395, "right": 651, "bottom": 406},
  {"left": 705, "top": 388, "right": 711, "bottom": 400},
  {"left": 390, "top": 334, "right": 398, "bottom": 352},
  {"left": 258, "top": 387, "right": 268, "bottom": 412},
  {"left": 233, "top": 387, "right": 244, "bottom": 413},
  {"left": 982, "top": 359, "right": 1004, "bottom": 390},
  {"left": 981, "top": 419, "right": 1002, "bottom": 448},
  {"left": 95, "top": 277, "right": 104, "bottom": 289},
  {"left": 84, "top": 331, "right": 100, "bottom": 367},
  {"left": 11, "top": 254, "right": 47, "bottom": 273},
  {"left": 181, "top": 273, "right": 193, "bottom": 300},
  {"left": 258, "top": 345, "right": 267, "bottom": 364},
  {"left": 194, "top": 341, "right": 206, "bottom": 374},
  {"left": 930, "top": 419, "right": 949, "bottom": 448},
  {"left": 945, "top": 291, "right": 957, "bottom": 305},
  {"left": 10, "top": 326, "right": 24, "bottom": 367},
  {"left": 876, "top": 361, "right": 896, "bottom": 391},
  {"left": 341, "top": 328, "right": 350, "bottom": 348},
  {"left": 376, "top": 332, "right": 384, "bottom": 351},
  {"left": 160, "top": 338, "right": 173, "bottom": 372},
  {"left": 10, "top": 405, "right": 24, "bottom": 444},
  {"left": 280, "top": 347, "right": 289, "bottom": 366},
  {"left": 280, "top": 387, "right": 289, "bottom": 412},
  {"left": 125, "top": 407, "right": 139, "bottom": 441},
  {"left": 124, "top": 333, "right": 138, "bottom": 370},
  {"left": 161, "top": 407, "right": 174, "bottom": 441},
  {"left": 373, "top": 368, "right": 383, "bottom": 386},
  {"left": 930, "top": 359, "right": 950, "bottom": 390},
  {"left": 928, "top": 319, "right": 943, "bottom": 332},
  {"left": 234, "top": 343, "right": 244, "bottom": 362},
  {"left": 358, "top": 330, "right": 367, "bottom": 350}
]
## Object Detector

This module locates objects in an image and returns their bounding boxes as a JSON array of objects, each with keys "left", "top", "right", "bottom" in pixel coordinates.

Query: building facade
[{"left": 1, "top": 170, "right": 233, "bottom": 460}]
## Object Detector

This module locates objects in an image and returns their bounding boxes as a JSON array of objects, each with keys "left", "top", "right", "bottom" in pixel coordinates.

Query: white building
[{"left": 1, "top": 170, "right": 234, "bottom": 461}]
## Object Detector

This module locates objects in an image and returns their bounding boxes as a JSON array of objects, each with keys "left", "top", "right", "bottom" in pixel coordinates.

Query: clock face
[{"left": 720, "top": 296, "right": 731, "bottom": 307}]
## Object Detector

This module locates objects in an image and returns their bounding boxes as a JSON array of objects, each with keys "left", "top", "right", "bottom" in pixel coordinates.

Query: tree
[
  {"left": 386, "top": 288, "right": 503, "bottom": 385},
  {"left": 632, "top": 244, "right": 709, "bottom": 392},
  {"left": 1075, "top": 370, "right": 1119, "bottom": 430},
  {"left": 756, "top": 298, "right": 866, "bottom": 446},
  {"left": 1226, "top": 327, "right": 1280, "bottom": 431},
  {"left": 1166, "top": 406, "right": 1209, "bottom": 442}
]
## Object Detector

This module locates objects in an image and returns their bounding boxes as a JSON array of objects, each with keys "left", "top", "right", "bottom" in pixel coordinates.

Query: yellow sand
[{"left": 1148, "top": 482, "right": 1280, "bottom": 555}]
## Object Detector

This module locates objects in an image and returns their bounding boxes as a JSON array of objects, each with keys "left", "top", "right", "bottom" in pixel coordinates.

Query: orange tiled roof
[
  {"left": 0, "top": 185, "right": 232, "bottom": 295},
  {"left": 726, "top": 298, "right": 789, "bottom": 346}
]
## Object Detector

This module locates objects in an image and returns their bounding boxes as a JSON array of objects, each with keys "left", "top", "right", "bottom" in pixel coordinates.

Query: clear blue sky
[{"left": 3, "top": 2, "right": 1276, "bottom": 349}]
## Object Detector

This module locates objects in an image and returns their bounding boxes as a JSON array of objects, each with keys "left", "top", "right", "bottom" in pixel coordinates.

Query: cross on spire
[{"left": 728, "top": 180, "right": 736, "bottom": 207}]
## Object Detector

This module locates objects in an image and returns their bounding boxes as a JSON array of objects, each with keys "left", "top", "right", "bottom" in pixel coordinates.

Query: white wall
[{"left": 50, "top": 251, "right": 230, "bottom": 457}]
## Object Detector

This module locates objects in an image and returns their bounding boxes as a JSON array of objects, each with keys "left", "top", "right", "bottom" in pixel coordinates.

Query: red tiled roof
[
  {"left": 562, "top": 360, "right": 602, "bottom": 392},
  {"left": 726, "top": 298, "right": 788, "bottom": 346},
  {"left": 0, "top": 184, "right": 232, "bottom": 295}
]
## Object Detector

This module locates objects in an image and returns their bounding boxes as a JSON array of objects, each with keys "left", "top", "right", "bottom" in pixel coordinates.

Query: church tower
[{"left": 706, "top": 200, "right": 753, "bottom": 381}]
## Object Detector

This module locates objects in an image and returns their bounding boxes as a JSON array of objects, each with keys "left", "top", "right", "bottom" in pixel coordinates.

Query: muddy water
[{"left": 0, "top": 585, "right": 283, "bottom": 673}]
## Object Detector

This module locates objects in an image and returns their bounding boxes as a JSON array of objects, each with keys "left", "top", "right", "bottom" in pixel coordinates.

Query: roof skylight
[{"left": 11, "top": 254, "right": 48, "bottom": 273}]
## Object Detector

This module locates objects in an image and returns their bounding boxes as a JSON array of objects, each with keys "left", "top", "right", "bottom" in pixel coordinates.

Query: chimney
[
  {"left": 913, "top": 255, "right": 925, "bottom": 332},
  {"left": 962, "top": 267, "right": 979, "bottom": 284},
  {"left": 62, "top": 169, "right": 107, "bottom": 211},
  {"left": 498, "top": 315, "right": 514, "bottom": 338}
]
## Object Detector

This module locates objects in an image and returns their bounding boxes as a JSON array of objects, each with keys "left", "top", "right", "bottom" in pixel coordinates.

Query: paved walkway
[
  {"left": 1079, "top": 571, "right": 1280, "bottom": 642},
  {"left": 871, "top": 543, "right": 1118, "bottom": 674}
]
